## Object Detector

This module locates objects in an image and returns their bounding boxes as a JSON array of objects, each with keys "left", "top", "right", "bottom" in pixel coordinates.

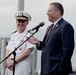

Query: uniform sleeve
[
  {"left": 26, "top": 41, "right": 36, "bottom": 50},
  {"left": 6, "top": 34, "right": 14, "bottom": 51},
  {"left": 6, "top": 40, "right": 11, "bottom": 50},
  {"left": 25, "top": 41, "right": 36, "bottom": 56}
]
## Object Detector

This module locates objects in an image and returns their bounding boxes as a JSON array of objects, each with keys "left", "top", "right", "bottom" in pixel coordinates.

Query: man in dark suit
[{"left": 28, "top": 2, "right": 75, "bottom": 75}]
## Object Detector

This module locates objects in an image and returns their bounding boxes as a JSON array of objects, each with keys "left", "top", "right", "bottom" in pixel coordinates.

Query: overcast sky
[{"left": 0, "top": 0, "right": 76, "bottom": 37}]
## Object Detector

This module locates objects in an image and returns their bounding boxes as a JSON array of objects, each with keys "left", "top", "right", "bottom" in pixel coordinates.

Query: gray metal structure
[
  {"left": 0, "top": 37, "right": 10, "bottom": 75},
  {"left": 18, "top": 0, "right": 24, "bottom": 11}
]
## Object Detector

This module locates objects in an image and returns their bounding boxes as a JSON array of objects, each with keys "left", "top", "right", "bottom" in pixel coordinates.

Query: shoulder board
[{"left": 12, "top": 30, "right": 18, "bottom": 34}]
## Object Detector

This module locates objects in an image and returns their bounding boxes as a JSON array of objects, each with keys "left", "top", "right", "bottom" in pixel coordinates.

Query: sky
[
  {"left": 0, "top": 0, "right": 76, "bottom": 70},
  {"left": 0, "top": 0, "right": 76, "bottom": 38}
]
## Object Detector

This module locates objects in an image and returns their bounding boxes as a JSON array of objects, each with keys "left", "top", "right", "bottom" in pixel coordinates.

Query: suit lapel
[
  {"left": 45, "top": 24, "right": 58, "bottom": 44},
  {"left": 43, "top": 24, "right": 54, "bottom": 45},
  {"left": 43, "top": 18, "right": 64, "bottom": 46}
]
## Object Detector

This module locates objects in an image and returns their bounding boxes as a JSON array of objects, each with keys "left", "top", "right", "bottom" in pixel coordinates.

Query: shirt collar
[{"left": 53, "top": 17, "right": 63, "bottom": 26}]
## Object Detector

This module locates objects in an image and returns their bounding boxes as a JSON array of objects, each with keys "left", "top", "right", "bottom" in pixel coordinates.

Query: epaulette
[{"left": 12, "top": 30, "right": 18, "bottom": 34}]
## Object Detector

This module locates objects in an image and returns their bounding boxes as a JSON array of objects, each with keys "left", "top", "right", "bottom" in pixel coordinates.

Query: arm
[
  {"left": 15, "top": 47, "right": 34, "bottom": 63},
  {"left": 6, "top": 50, "right": 14, "bottom": 70},
  {"left": 60, "top": 24, "right": 74, "bottom": 69},
  {"left": 36, "top": 41, "right": 43, "bottom": 50},
  {"left": 27, "top": 36, "right": 42, "bottom": 50}
]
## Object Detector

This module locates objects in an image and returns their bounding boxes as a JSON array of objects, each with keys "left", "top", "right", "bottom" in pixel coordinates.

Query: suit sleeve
[
  {"left": 36, "top": 41, "right": 43, "bottom": 50},
  {"left": 60, "top": 24, "right": 75, "bottom": 69}
]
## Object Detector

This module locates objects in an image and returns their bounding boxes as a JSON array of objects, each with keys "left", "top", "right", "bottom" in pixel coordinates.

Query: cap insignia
[{"left": 18, "top": 12, "right": 23, "bottom": 17}]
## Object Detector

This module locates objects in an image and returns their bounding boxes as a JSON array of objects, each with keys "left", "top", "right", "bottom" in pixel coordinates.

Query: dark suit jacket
[{"left": 37, "top": 18, "right": 75, "bottom": 75}]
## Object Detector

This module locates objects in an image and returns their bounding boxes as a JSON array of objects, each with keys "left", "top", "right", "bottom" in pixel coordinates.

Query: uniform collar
[{"left": 17, "top": 28, "right": 28, "bottom": 36}]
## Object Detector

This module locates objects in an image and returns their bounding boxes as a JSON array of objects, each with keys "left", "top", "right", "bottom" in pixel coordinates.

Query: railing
[{"left": 0, "top": 37, "right": 10, "bottom": 75}]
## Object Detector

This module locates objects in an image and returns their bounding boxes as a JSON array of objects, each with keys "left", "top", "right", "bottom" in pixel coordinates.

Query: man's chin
[{"left": 18, "top": 28, "right": 25, "bottom": 32}]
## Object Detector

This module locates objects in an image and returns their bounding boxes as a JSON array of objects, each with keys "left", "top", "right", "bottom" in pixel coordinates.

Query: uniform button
[
  {"left": 19, "top": 48, "right": 22, "bottom": 50},
  {"left": 21, "top": 40, "right": 24, "bottom": 42}
]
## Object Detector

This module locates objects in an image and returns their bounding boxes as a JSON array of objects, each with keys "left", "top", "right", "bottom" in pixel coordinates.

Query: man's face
[
  {"left": 16, "top": 19, "right": 28, "bottom": 33},
  {"left": 47, "top": 4, "right": 58, "bottom": 22}
]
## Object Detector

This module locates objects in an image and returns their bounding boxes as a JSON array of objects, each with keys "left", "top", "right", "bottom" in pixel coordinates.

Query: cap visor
[{"left": 16, "top": 17, "right": 28, "bottom": 20}]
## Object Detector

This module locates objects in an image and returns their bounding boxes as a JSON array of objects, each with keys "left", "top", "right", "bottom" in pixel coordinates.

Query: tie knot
[{"left": 51, "top": 24, "right": 54, "bottom": 27}]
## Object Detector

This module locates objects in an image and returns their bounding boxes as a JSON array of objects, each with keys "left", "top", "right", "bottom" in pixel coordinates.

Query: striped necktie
[{"left": 44, "top": 24, "right": 54, "bottom": 44}]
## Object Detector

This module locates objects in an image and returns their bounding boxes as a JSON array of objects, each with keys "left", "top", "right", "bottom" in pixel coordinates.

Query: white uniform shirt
[{"left": 5, "top": 29, "right": 35, "bottom": 75}]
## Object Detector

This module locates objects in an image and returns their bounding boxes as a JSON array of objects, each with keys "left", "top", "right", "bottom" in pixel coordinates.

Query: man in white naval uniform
[{"left": 5, "top": 11, "right": 35, "bottom": 75}]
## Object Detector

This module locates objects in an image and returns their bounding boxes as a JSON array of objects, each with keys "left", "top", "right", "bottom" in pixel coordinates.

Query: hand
[
  {"left": 8, "top": 66, "right": 13, "bottom": 70},
  {"left": 6, "top": 60, "right": 14, "bottom": 70},
  {"left": 27, "top": 36, "right": 39, "bottom": 45}
]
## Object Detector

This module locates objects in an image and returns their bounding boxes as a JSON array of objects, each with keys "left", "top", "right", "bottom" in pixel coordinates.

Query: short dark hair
[{"left": 50, "top": 2, "right": 64, "bottom": 16}]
